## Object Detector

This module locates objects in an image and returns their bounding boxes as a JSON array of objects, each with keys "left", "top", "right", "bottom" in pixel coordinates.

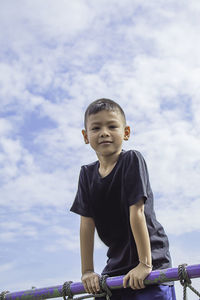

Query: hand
[
  {"left": 81, "top": 271, "right": 100, "bottom": 294},
  {"left": 123, "top": 263, "right": 152, "bottom": 290}
]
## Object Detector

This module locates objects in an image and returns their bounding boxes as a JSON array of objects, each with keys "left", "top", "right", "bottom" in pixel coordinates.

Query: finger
[
  {"left": 83, "top": 281, "right": 90, "bottom": 294},
  {"left": 129, "top": 276, "right": 135, "bottom": 290},
  {"left": 135, "top": 277, "right": 143, "bottom": 290},
  {"left": 92, "top": 279, "right": 99, "bottom": 294},
  {"left": 94, "top": 276, "right": 100, "bottom": 292},
  {"left": 123, "top": 275, "right": 129, "bottom": 288},
  {"left": 134, "top": 278, "right": 143, "bottom": 290},
  {"left": 88, "top": 285, "right": 93, "bottom": 294},
  {"left": 84, "top": 279, "right": 94, "bottom": 294},
  {"left": 89, "top": 277, "right": 99, "bottom": 294},
  {"left": 138, "top": 278, "right": 145, "bottom": 289},
  {"left": 92, "top": 279, "right": 98, "bottom": 294}
]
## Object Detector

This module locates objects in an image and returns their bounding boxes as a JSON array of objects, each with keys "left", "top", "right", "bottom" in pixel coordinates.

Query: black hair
[{"left": 84, "top": 98, "right": 126, "bottom": 128}]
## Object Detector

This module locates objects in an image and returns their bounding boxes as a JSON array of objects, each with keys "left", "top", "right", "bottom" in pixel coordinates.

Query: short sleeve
[
  {"left": 123, "top": 151, "right": 149, "bottom": 206},
  {"left": 70, "top": 167, "right": 93, "bottom": 217}
]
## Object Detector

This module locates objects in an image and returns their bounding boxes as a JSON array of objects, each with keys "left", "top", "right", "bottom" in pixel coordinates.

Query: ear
[
  {"left": 124, "top": 126, "right": 130, "bottom": 141},
  {"left": 82, "top": 129, "right": 89, "bottom": 144}
]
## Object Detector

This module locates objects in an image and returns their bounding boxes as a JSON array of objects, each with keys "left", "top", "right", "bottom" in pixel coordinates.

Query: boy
[{"left": 70, "top": 98, "right": 176, "bottom": 300}]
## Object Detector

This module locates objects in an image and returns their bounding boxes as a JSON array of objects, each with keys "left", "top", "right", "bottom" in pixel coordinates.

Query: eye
[
  {"left": 109, "top": 125, "right": 117, "bottom": 129},
  {"left": 91, "top": 127, "right": 100, "bottom": 131}
]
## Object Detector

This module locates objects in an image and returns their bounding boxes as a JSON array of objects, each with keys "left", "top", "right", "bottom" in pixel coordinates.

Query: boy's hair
[{"left": 84, "top": 98, "right": 126, "bottom": 128}]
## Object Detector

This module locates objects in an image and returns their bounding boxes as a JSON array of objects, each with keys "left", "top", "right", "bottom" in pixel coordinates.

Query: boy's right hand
[{"left": 81, "top": 271, "right": 100, "bottom": 294}]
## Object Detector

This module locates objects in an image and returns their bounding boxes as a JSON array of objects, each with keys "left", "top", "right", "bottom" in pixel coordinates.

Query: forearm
[
  {"left": 129, "top": 200, "right": 152, "bottom": 267},
  {"left": 80, "top": 216, "right": 95, "bottom": 275}
]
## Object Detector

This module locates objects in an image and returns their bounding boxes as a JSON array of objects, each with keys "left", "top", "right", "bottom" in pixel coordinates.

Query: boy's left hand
[{"left": 123, "top": 263, "right": 152, "bottom": 290}]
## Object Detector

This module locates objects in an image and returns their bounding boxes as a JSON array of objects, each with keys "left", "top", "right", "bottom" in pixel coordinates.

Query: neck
[{"left": 97, "top": 149, "right": 122, "bottom": 177}]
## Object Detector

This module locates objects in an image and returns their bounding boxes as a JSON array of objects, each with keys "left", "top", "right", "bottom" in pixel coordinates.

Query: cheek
[
  {"left": 88, "top": 140, "right": 98, "bottom": 151},
  {"left": 88, "top": 135, "right": 97, "bottom": 145},
  {"left": 115, "top": 132, "right": 125, "bottom": 140}
]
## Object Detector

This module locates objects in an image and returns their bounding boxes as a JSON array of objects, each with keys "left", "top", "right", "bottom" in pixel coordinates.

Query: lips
[{"left": 99, "top": 141, "right": 112, "bottom": 144}]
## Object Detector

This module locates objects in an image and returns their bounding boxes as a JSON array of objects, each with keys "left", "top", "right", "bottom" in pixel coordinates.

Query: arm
[
  {"left": 123, "top": 198, "right": 152, "bottom": 289},
  {"left": 80, "top": 216, "right": 100, "bottom": 294}
]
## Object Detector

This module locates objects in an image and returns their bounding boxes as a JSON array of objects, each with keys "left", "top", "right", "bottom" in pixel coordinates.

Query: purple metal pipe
[{"left": 4, "top": 264, "right": 200, "bottom": 300}]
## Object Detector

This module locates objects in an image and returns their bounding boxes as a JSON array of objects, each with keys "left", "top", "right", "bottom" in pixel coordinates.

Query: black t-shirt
[{"left": 70, "top": 150, "right": 172, "bottom": 276}]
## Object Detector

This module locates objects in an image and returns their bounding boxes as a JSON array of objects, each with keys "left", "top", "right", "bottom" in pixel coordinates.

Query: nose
[{"left": 100, "top": 127, "right": 110, "bottom": 137}]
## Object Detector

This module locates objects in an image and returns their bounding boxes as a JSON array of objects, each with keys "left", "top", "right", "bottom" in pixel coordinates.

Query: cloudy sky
[{"left": 1, "top": 0, "right": 200, "bottom": 299}]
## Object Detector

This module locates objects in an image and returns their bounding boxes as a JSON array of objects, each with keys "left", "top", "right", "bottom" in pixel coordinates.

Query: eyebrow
[{"left": 90, "top": 120, "right": 119, "bottom": 125}]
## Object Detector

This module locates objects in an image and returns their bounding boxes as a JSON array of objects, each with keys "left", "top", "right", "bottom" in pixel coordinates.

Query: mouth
[{"left": 99, "top": 141, "right": 113, "bottom": 145}]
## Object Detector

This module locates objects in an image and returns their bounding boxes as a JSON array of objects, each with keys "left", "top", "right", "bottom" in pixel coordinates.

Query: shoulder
[
  {"left": 79, "top": 160, "right": 99, "bottom": 179},
  {"left": 81, "top": 160, "right": 98, "bottom": 171},
  {"left": 121, "top": 150, "right": 148, "bottom": 175},
  {"left": 121, "top": 149, "right": 146, "bottom": 163}
]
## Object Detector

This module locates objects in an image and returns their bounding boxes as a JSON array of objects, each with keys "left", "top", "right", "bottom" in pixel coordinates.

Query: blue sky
[{"left": 1, "top": 1, "right": 200, "bottom": 299}]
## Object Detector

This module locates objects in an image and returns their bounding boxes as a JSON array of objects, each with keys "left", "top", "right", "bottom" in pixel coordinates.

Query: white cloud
[
  {"left": 44, "top": 237, "right": 79, "bottom": 252},
  {"left": 0, "top": 224, "right": 37, "bottom": 243},
  {"left": 44, "top": 225, "right": 79, "bottom": 252},
  {"left": 157, "top": 198, "right": 200, "bottom": 235},
  {"left": 0, "top": 170, "right": 74, "bottom": 209},
  {"left": 0, "top": 119, "right": 12, "bottom": 135},
  {"left": 0, "top": 0, "right": 94, "bottom": 47},
  {"left": 0, "top": 136, "right": 36, "bottom": 183}
]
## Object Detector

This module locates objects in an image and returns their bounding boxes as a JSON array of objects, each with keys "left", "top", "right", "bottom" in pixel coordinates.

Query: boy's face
[{"left": 82, "top": 110, "right": 130, "bottom": 158}]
